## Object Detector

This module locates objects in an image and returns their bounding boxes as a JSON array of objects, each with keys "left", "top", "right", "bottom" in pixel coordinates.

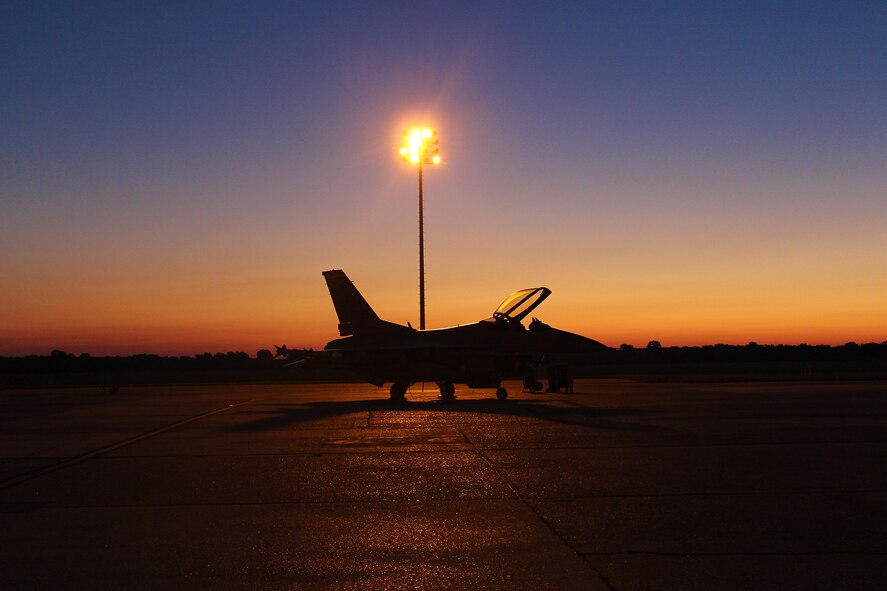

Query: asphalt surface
[{"left": 1, "top": 379, "right": 885, "bottom": 590}]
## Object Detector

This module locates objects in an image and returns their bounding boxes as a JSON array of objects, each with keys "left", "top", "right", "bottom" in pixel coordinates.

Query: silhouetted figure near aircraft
[{"left": 546, "top": 365, "right": 571, "bottom": 393}]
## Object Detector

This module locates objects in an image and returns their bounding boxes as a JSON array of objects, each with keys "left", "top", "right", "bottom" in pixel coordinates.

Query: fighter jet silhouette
[{"left": 276, "top": 270, "right": 608, "bottom": 401}]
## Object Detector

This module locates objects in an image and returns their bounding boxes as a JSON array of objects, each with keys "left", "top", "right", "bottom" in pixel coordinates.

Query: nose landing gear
[{"left": 389, "top": 383, "right": 408, "bottom": 401}]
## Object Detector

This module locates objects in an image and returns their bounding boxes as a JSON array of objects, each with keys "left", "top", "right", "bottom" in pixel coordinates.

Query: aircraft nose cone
[
  {"left": 534, "top": 327, "right": 608, "bottom": 353},
  {"left": 567, "top": 332, "right": 609, "bottom": 353}
]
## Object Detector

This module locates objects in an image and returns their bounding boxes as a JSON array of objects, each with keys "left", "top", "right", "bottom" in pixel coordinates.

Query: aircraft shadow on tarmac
[{"left": 226, "top": 395, "right": 657, "bottom": 433}]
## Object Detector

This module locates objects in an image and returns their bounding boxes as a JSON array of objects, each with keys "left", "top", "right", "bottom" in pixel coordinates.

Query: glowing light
[{"left": 400, "top": 128, "right": 441, "bottom": 165}]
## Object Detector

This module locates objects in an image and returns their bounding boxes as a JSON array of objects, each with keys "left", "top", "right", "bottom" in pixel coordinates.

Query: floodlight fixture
[{"left": 401, "top": 128, "right": 441, "bottom": 166}]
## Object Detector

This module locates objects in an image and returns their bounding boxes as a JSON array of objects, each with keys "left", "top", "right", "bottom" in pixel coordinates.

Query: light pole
[{"left": 400, "top": 129, "right": 440, "bottom": 330}]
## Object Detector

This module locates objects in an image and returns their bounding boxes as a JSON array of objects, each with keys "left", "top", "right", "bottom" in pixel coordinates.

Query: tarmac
[{"left": 1, "top": 379, "right": 885, "bottom": 590}]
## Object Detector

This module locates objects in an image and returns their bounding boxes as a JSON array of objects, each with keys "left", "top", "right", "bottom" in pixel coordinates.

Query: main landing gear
[
  {"left": 438, "top": 382, "right": 456, "bottom": 400},
  {"left": 389, "top": 383, "right": 408, "bottom": 401},
  {"left": 389, "top": 382, "right": 507, "bottom": 401}
]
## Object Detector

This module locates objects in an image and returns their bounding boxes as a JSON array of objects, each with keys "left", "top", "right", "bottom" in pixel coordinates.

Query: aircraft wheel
[
  {"left": 496, "top": 387, "right": 508, "bottom": 401},
  {"left": 438, "top": 382, "right": 456, "bottom": 399},
  {"left": 389, "top": 383, "right": 407, "bottom": 401}
]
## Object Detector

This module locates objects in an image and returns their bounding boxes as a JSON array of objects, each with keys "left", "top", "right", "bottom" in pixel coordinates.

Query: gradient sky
[{"left": 2, "top": 1, "right": 885, "bottom": 355}]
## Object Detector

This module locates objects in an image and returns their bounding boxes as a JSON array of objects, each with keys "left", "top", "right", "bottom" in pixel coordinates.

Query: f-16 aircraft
[{"left": 276, "top": 270, "right": 608, "bottom": 401}]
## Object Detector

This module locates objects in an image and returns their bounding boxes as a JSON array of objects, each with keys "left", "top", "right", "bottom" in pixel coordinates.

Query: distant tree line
[
  {"left": 596, "top": 341, "right": 887, "bottom": 381},
  {"left": 0, "top": 349, "right": 326, "bottom": 388},
  {"left": 1, "top": 342, "right": 884, "bottom": 388},
  {"left": 612, "top": 341, "right": 886, "bottom": 362}
]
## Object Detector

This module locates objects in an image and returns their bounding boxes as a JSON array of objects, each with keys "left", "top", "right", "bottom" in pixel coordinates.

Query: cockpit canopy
[{"left": 491, "top": 287, "right": 551, "bottom": 324}]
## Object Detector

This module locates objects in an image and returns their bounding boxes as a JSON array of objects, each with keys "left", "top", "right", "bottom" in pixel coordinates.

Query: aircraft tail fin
[{"left": 323, "top": 270, "right": 384, "bottom": 336}]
